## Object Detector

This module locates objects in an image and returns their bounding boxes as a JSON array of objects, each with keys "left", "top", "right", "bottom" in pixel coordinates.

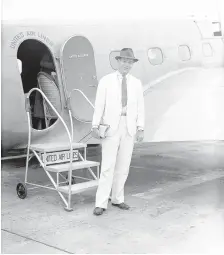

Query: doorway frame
[{"left": 16, "top": 38, "right": 62, "bottom": 132}]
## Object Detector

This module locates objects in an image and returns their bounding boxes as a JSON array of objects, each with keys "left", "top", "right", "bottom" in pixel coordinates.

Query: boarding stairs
[{"left": 16, "top": 88, "right": 99, "bottom": 211}]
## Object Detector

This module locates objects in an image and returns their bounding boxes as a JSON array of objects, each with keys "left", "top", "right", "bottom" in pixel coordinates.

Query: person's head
[{"left": 115, "top": 48, "right": 138, "bottom": 76}]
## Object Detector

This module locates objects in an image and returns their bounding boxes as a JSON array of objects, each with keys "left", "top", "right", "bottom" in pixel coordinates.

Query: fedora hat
[{"left": 115, "top": 48, "right": 138, "bottom": 62}]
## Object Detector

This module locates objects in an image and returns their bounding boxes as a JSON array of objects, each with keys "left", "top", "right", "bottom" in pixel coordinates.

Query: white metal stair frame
[
  {"left": 67, "top": 89, "right": 113, "bottom": 201},
  {"left": 22, "top": 88, "right": 100, "bottom": 211},
  {"left": 67, "top": 89, "right": 95, "bottom": 144},
  {"left": 67, "top": 89, "right": 97, "bottom": 170}
]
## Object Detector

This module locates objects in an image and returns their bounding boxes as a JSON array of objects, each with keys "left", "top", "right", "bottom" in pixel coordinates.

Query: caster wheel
[
  {"left": 64, "top": 207, "right": 73, "bottom": 212},
  {"left": 66, "top": 175, "right": 76, "bottom": 185},
  {"left": 16, "top": 183, "right": 27, "bottom": 199}
]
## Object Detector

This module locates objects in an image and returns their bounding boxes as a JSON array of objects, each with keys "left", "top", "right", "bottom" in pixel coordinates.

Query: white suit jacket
[{"left": 92, "top": 71, "right": 145, "bottom": 136}]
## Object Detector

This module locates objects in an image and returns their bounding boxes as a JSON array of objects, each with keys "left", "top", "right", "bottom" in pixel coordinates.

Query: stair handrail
[
  {"left": 25, "top": 88, "right": 74, "bottom": 209},
  {"left": 67, "top": 89, "right": 95, "bottom": 142}
]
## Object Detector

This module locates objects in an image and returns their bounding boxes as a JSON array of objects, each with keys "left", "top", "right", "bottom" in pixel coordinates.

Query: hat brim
[{"left": 115, "top": 56, "right": 138, "bottom": 62}]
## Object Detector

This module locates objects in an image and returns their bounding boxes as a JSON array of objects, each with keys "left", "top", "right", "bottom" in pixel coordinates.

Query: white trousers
[{"left": 95, "top": 116, "right": 135, "bottom": 209}]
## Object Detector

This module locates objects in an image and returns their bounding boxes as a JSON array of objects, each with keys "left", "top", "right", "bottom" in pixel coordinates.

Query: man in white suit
[{"left": 92, "top": 48, "right": 145, "bottom": 216}]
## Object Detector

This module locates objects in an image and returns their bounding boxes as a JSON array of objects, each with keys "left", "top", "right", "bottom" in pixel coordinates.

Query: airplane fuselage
[{"left": 2, "top": 18, "right": 224, "bottom": 151}]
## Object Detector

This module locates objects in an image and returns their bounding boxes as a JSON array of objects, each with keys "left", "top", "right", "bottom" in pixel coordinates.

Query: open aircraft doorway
[{"left": 17, "top": 39, "right": 61, "bottom": 130}]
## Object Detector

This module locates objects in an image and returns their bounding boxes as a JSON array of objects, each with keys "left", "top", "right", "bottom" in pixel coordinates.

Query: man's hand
[
  {"left": 91, "top": 127, "right": 101, "bottom": 139},
  {"left": 136, "top": 130, "right": 144, "bottom": 142}
]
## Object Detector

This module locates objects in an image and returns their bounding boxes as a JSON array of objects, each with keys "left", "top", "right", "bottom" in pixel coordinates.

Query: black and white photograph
[{"left": 1, "top": 0, "right": 224, "bottom": 253}]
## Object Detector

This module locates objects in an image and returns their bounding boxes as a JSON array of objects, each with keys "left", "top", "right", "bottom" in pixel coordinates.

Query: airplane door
[{"left": 60, "top": 36, "right": 98, "bottom": 122}]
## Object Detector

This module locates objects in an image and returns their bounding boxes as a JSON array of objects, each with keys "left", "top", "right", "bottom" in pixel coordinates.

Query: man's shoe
[
  {"left": 112, "top": 202, "right": 130, "bottom": 210},
  {"left": 93, "top": 207, "right": 105, "bottom": 216}
]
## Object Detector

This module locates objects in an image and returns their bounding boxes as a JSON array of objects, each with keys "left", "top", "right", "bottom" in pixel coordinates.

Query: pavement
[{"left": 1, "top": 141, "right": 224, "bottom": 254}]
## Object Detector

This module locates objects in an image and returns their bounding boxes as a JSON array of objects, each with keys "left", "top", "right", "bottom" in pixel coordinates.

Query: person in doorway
[
  {"left": 33, "top": 53, "right": 57, "bottom": 129},
  {"left": 40, "top": 53, "right": 55, "bottom": 73},
  {"left": 92, "top": 48, "right": 145, "bottom": 216},
  {"left": 40, "top": 53, "right": 58, "bottom": 83}
]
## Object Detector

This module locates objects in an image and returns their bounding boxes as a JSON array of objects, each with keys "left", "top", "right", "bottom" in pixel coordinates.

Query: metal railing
[
  {"left": 25, "top": 88, "right": 74, "bottom": 209},
  {"left": 67, "top": 89, "right": 95, "bottom": 142}
]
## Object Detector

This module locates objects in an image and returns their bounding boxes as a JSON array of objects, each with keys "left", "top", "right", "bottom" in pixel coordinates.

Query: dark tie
[{"left": 121, "top": 75, "right": 127, "bottom": 107}]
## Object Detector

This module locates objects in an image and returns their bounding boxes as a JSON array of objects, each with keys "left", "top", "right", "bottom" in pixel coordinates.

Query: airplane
[{"left": 1, "top": 7, "right": 224, "bottom": 159}]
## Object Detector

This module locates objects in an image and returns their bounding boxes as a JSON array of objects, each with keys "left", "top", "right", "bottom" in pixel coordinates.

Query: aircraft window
[
  {"left": 147, "top": 48, "right": 163, "bottom": 65},
  {"left": 202, "top": 43, "right": 213, "bottom": 57},
  {"left": 212, "top": 22, "right": 222, "bottom": 36},
  {"left": 110, "top": 51, "right": 120, "bottom": 70},
  {"left": 178, "top": 45, "right": 191, "bottom": 61}
]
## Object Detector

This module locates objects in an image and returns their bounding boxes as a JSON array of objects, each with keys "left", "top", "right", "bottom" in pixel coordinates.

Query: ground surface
[{"left": 1, "top": 141, "right": 224, "bottom": 254}]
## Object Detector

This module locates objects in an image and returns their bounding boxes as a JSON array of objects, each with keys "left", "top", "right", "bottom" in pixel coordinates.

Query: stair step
[
  {"left": 45, "top": 160, "right": 100, "bottom": 173},
  {"left": 58, "top": 180, "right": 99, "bottom": 194},
  {"left": 30, "top": 142, "right": 86, "bottom": 152}
]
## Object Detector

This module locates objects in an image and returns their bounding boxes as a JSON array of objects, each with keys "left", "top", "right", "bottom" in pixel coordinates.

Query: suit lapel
[{"left": 115, "top": 72, "right": 121, "bottom": 103}]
